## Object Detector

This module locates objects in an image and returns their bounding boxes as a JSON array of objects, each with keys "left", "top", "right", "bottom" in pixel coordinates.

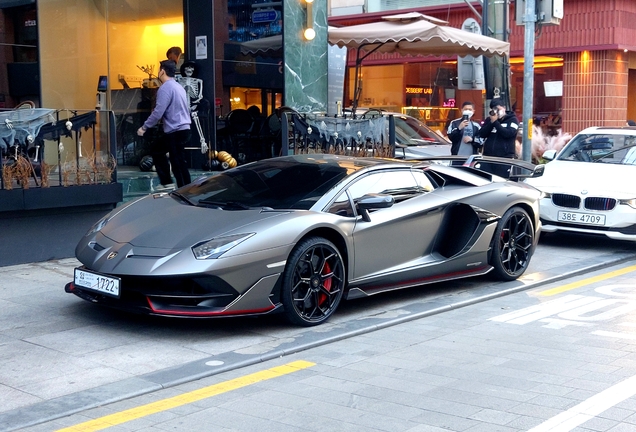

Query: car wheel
[
  {"left": 281, "top": 237, "right": 345, "bottom": 326},
  {"left": 490, "top": 206, "right": 534, "bottom": 281}
]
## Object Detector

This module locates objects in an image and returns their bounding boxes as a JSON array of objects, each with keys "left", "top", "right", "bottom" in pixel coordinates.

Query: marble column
[{"left": 283, "top": 0, "right": 328, "bottom": 112}]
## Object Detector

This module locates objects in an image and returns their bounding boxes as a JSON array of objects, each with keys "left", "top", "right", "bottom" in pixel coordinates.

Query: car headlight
[
  {"left": 87, "top": 216, "right": 110, "bottom": 236},
  {"left": 620, "top": 199, "right": 636, "bottom": 209},
  {"left": 85, "top": 198, "right": 139, "bottom": 236},
  {"left": 540, "top": 191, "right": 552, "bottom": 199},
  {"left": 192, "top": 233, "right": 255, "bottom": 260}
]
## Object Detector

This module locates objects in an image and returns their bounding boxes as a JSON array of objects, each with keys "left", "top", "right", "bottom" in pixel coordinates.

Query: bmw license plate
[
  {"left": 74, "top": 268, "right": 121, "bottom": 298},
  {"left": 557, "top": 211, "right": 606, "bottom": 226}
]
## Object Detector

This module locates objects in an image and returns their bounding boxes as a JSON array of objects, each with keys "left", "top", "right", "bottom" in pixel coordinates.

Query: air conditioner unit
[{"left": 515, "top": 0, "right": 563, "bottom": 26}]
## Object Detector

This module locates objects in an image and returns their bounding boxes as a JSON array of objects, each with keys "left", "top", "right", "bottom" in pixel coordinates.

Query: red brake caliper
[{"left": 318, "top": 261, "right": 332, "bottom": 305}]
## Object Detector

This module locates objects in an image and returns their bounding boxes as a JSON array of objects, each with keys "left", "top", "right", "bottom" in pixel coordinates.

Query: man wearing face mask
[
  {"left": 478, "top": 98, "right": 520, "bottom": 177},
  {"left": 447, "top": 101, "right": 483, "bottom": 157}
]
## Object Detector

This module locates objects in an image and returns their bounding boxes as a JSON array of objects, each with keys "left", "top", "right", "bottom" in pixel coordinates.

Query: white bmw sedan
[{"left": 525, "top": 126, "right": 636, "bottom": 241}]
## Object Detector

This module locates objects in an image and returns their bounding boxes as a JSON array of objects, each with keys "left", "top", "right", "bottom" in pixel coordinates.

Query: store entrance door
[{"left": 216, "top": 87, "right": 282, "bottom": 162}]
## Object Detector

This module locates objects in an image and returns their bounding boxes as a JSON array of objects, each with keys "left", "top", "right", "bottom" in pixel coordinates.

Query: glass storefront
[
  {"left": 0, "top": 0, "right": 185, "bottom": 184},
  {"left": 0, "top": 0, "right": 291, "bottom": 174},
  {"left": 345, "top": 61, "right": 477, "bottom": 132},
  {"left": 343, "top": 57, "right": 564, "bottom": 134},
  {"left": 217, "top": 0, "right": 284, "bottom": 115},
  {"left": 510, "top": 55, "right": 564, "bottom": 135},
  {"left": 102, "top": 0, "right": 184, "bottom": 167},
  {"left": 214, "top": 0, "right": 284, "bottom": 162}
]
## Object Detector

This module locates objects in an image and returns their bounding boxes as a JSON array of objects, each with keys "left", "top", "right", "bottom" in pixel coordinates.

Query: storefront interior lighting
[
  {"left": 159, "top": 23, "right": 184, "bottom": 36},
  {"left": 509, "top": 55, "right": 563, "bottom": 66},
  {"left": 303, "top": 0, "right": 315, "bottom": 41}
]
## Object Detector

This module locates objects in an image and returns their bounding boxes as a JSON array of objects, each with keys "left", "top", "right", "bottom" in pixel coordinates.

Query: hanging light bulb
[{"left": 303, "top": 28, "right": 316, "bottom": 41}]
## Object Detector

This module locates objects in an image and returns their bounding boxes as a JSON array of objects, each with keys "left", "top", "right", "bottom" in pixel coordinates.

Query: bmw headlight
[
  {"left": 620, "top": 198, "right": 636, "bottom": 209},
  {"left": 192, "top": 233, "right": 255, "bottom": 260},
  {"left": 540, "top": 191, "right": 552, "bottom": 199}
]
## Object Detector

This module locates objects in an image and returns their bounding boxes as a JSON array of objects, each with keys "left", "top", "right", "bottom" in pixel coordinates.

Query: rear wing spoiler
[{"left": 412, "top": 155, "right": 545, "bottom": 182}]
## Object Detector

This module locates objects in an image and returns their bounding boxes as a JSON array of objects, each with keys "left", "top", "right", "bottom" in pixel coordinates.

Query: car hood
[
  {"left": 398, "top": 144, "right": 451, "bottom": 159},
  {"left": 100, "top": 194, "right": 287, "bottom": 249},
  {"left": 525, "top": 160, "right": 636, "bottom": 197}
]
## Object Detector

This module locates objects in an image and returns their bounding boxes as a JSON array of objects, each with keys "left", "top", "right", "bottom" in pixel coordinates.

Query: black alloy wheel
[
  {"left": 491, "top": 206, "right": 534, "bottom": 281},
  {"left": 281, "top": 237, "right": 345, "bottom": 326}
]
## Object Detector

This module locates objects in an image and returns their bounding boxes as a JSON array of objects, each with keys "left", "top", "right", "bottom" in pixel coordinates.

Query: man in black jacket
[
  {"left": 478, "top": 98, "right": 520, "bottom": 177},
  {"left": 447, "top": 101, "right": 483, "bottom": 157}
]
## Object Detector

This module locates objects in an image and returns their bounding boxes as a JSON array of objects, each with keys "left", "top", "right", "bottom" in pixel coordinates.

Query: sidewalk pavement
[{"left": 1, "top": 234, "right": 635, "bottom": 431}]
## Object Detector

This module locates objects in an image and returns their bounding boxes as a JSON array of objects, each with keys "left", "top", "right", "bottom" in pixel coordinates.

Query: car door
[{"left": 348, "top": 168, "right": 450, "bottom": 284}]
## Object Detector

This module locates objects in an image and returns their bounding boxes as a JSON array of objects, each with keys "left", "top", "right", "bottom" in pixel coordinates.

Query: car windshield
[
  {"left": 394, "top": 116, "right": 445, "bottom": 147},
  {"left": 558, "top": 133, "right": 636, "bottom": 165},
  {"left": 178, "top": 159, "right": 350, "bottom": 210}
]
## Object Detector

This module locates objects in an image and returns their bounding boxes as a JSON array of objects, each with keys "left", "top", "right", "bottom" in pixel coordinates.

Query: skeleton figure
[
  {"left": 178, "top": 62, "right": 203, "bottom": 112},
  {"left": 177, "top": 61, "right": 207, "bottom": 153}
]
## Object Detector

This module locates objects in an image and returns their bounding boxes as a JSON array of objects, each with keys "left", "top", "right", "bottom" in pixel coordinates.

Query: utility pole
[
  {"left": 521, "top": 0, "right": 536, "bottom": 162},
  {"left": 482, "top": 0, "right": 510, "bottom": 108}
]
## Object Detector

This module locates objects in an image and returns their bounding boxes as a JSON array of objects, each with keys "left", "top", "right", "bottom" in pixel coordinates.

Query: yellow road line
[
  {"left": 57, "top": 360, "right": 315, "bottom": 432},
  {"left": 538, "top": 264, "right": 636, "bottom": 297}
]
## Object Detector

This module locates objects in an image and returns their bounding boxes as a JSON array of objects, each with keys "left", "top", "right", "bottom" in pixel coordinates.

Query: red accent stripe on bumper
[{"left": 145, "top": 297, "right": 276, "bottom": 317}]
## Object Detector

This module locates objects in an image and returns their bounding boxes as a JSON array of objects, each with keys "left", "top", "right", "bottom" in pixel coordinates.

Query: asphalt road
[{"left": 1, "top": 232, "right": 635, "bottom": 431}]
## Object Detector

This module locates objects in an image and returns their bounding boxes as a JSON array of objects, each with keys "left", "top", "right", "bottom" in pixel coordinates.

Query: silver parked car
[
  {"left": 66, "top": 154, "right": 543, "bottom": 326},
  {"left": 358, "top": 110, "right": 451, "bottom": 159},
  {"left": 392, "top": 113, "right": 452, "bottom": 159}
]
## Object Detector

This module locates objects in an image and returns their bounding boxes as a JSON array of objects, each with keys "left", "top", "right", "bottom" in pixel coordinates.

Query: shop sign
[
  {"left": 252, "top": 9, "right": 278, "bottom": 24},
  {"left": 405, "top": 86, "right": 432, "bottom": 95}
]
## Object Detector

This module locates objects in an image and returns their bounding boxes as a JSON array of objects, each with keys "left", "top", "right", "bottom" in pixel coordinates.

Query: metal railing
[
  {"left": 281, "top": 111, "right": 396, "bottom": 158},
  {"left": 0, "top": 109, "right": 117, "bottom": 190}
]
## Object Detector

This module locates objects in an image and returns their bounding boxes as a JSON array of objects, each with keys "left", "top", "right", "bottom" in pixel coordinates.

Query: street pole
[{"left": 522, "top": 0, "right": 536, "bottom": 162}]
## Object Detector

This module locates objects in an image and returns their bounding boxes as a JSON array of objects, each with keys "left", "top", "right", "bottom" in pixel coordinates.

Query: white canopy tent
[
  {"left": 328, "top": 12, "right": 510, "bottom": 111},
  {"left": 240, "top": 35, "right": 282, "bottom": 56}
]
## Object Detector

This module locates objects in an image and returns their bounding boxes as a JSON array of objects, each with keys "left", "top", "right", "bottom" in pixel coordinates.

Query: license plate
[
  {"left": 557, "top": 211, "right": 606, "bottom": 226},
  {"left": 74, "top": 268, "right": 121, "bottom": 298}
]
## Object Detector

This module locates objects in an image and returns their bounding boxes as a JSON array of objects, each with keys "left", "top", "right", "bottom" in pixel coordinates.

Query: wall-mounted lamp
[{"left": 303, "top": 0, "right": 315, "bottom": 40}]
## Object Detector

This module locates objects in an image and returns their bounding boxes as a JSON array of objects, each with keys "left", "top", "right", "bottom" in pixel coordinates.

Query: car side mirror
[
  {"left": 356, "top": 194, "right": 394, "bottom": 222},
  {"left": 542, "top": 149, "right": 557, "bottom": 161},
  {"left": 530, "top": 164, "right": 545, "bottom": 178}
]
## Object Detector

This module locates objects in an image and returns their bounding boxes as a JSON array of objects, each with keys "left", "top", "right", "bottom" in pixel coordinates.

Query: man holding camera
[
  {"left": 478, "top": 98, "right": 520, "bottom": 178},
  {"left": 447, "top": 101, "right": 483, "bottom": 157}
]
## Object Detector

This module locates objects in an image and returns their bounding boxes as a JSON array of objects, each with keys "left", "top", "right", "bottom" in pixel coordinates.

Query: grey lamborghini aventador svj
[{"left": 66, "top": 154, "right": 543, "bottom": 326}]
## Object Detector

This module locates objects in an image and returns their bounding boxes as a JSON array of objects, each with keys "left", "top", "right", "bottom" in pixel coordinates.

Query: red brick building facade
[{"left": 330, "top": 0, "right": 636, "bottom": 135}]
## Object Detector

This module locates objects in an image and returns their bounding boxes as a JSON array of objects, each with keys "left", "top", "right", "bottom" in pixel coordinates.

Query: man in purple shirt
[{"left": 137, "top": 60, "right": 191, "bottom": 188}]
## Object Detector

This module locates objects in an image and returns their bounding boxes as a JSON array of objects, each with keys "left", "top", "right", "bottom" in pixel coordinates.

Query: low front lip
[{"left": 66, "top": 263, "right": 284, "bottom": 318}]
